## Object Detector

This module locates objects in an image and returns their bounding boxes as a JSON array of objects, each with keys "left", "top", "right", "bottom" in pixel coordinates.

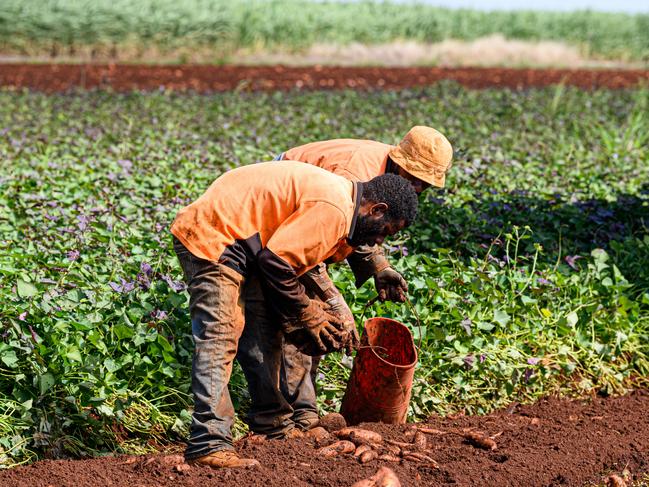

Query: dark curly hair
[{"left": 362, "top": 173, "right": 418, "bottom": 226}]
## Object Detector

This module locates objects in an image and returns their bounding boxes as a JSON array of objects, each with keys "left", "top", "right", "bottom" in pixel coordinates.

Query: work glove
[
  {"left": 374, "top": 267, "right": 408, "bottom": 303},
  {"left": 321, "top": 296, "right": 359, "bottom": 355},
  {"left": 283, "top": 300, "right": 347, "bottom": 356}
]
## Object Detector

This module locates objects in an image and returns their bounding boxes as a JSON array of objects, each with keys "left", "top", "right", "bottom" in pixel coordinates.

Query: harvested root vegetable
[
  {"left": 378, "top": 454, "right": 401, "bottom": 463},
  {"left": 305, "top": 426, "right": 331, "bottom": 444},
  {"left": 404, "top": 425, "right": 418, "bottom": 442},
  {"left": 318, "top": 413, "right": 346, "bottom": 432},
  {"left": 401, "top": 451, "right": 438, "bottom": 465},
  {"left": 359, "top": 449, "right": 379, "bottom": 464},
  {"left": 413, "top": 431, "right": 427, "bottom": 450},
  {"left": 606, "top": 475, "right": 627, "bottom": 487},
  {"left": 317, "top": 440, "right": 356, "bottom": 457},
  {"left": 350, "top": 429, "right": 383, "bottom": 445},
  {"left": 335, "top": 427, "right": 383, "bottom": 445},
  {"left": 463, "top": 431, "right": 497, "bottom": 451},
  {"left": 354, "top": 444, "right": 373, "bottom": 458},
  {"left": 418, "top": 427, "right": 445, "bottom": 435},
  {"left": 385, "top": 439, "right": 412, "bottom": 448},
  {"left": 351, "top": 466, "right": 402, "bottom": 487},
  {"left": 383, "top": 444, "right": 401, "bottom": 456}
]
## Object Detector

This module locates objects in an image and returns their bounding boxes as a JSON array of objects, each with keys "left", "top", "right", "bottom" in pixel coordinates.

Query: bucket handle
[
  {"left": 356, "top": 296, "right": 420, "bottom": 420},
  {"left": 359, "top": 295, "right": 424, "bottom": 353}
]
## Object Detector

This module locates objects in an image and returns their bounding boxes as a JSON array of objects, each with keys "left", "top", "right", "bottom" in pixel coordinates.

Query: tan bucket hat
[{"left": 388, "top": 126, "right": 453, "bottom": 188}]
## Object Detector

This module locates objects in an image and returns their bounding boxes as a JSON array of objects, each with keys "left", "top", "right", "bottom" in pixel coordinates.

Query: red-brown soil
[
  {"left": 2, "top": 390, "right": 648, "bottom": 486},
  {"left": 1, "top": 64, "right": 648, "bottom": 92}
]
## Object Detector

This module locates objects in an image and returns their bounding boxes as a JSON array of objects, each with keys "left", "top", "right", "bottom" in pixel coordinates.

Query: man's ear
[{"left": 369, "top": 202, "right": 388, "bottom": 218}]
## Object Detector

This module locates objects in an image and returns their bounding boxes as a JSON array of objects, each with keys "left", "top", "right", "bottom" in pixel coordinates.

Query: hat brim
[{"left": 389, "top": 149, "right": 447, "bottom": 188}]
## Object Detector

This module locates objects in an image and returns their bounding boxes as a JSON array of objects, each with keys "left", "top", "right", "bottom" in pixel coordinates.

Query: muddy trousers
[
  {"left": 243, "top": 263, "right": 337, "bottom": 434},
  {"left": 174, "top": 239, "right": 305, "bottom": 460}
]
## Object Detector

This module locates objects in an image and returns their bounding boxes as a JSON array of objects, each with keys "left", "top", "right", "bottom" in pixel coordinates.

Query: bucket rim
[{"left": 362, "top": 317, "right": 418, "bottom": 369}]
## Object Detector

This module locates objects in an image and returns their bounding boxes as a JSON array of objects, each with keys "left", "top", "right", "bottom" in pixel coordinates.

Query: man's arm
[
  {"left": 347, "top": 245, "right": 408, "bottom": 302},
  {"left": 256, "top": 201, "right": 350, "bottom": 353}
]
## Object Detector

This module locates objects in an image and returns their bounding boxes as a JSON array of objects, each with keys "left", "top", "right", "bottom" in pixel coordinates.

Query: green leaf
[
  {"left": 476, "top": 321, "right": 495, "bottom": 332},
  {"left": 66, "top": 349, "right": 83, "bottom": 362},
  {"left": 566, "top": 312, "right": 578, "bottom": 327},
  {"left": 114, "top": 324, "right": 135, "bottom": 340},
  {"left": 493, "top": 309, "right": 510, "bottom": 327},
  {"left": 17, "top": 279, "right": 38, "bottom": 298},
  {"left": 1, "top": 350, "right": 19, "bottom": 368},
  {"left": 39, "top": 372, "right": 55, "bottom": 394}
]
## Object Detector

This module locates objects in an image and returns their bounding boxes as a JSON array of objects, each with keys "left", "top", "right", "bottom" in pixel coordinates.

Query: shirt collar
[
  {"left": 385, "top": 155, "right": 398, "bottom": 175},
  {"left": 347, "top": 182, "right": 363, "bottom": 244}
]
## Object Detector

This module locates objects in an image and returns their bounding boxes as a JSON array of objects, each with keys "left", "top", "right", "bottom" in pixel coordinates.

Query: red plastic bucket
[{"left": 339, "top": 317, "right": 418, "bottom": 425}]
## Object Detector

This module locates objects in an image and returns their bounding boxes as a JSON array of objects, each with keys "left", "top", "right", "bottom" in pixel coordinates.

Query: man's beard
[{"left": 348, "top": 215, "right": 385, "bottom": 247}]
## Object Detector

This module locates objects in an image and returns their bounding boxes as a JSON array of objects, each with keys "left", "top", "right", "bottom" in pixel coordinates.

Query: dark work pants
[{"left": 174, "top": 238, "right": 302, "bottom": 459}]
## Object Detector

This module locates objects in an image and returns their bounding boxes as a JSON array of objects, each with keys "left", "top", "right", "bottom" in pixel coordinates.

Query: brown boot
[
  {"left": 294, "top": 415, "right": 320, "bottom": 432},
  {"left": 188, "top": 450, "right": 260, "bottom": 469}
]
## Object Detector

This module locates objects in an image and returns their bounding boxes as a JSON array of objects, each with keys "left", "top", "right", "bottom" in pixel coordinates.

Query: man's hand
[
  {"left": 284, "top": 300, "right": 347, "bottom": 356},
  {"left": 374, "top": 267, "right": 408, "bottom": 302},
  {"left": 322, "top": 297, "right": 359, "bottom": 355}
]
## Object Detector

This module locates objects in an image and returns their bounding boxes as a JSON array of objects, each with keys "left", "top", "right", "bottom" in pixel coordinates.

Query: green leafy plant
[{"left": 0, "top": 85, "right": 647, "bottom": 467}]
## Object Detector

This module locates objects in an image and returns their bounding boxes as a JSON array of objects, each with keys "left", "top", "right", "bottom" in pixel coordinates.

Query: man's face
[
  {"left": 397, "top": 167, "right": 431, "bottom": 194},
  {"left": 349, "top": 214, "right": 406, "bottom": 247}
]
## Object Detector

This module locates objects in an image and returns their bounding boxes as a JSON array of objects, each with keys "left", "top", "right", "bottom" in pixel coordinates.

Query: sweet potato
[
  {"left": 403, "top": 425, "right": 418, "bottom": 442},
  {"left": 606, "top": 475, "right": 627, "bottom": 487},
  {"left": 350, "top": 429, "right": 383, "bottom": 445},
  {"left": 319, "top": 413, "right": 347, "bottom": 432},
  {"left": 463, "top": 431, "right": 497, "bottom": 451},
  {"left": 385, "top": 439, "right": 412, "bottom": 448},
  {"left": 402, "top": 451, "right": 437, "bottom": 465},
  {"left": 359, "top": 449, "right": 379, "bottom": 464},
  {"left": 351, "top": 467, "right": 402, "bottom": 487},
  {"left": 354, "top": 444, "right": 373, "bottom": 458},
  {"left": 418, "top": 427, "right": 445, "bottom": 435},
  {"left": 378, "top": 454, "right": 401, "bottom": 463},
  {"left": 305, "top": 426, "right": 331, "bottom": 445},
  {"left": 336, "top": 427, "right": 383, "bottom": 445},
  {"left": 382, "top": 444, "right": 402, "bottom": 456},
  {"left": 413, "top": 431, "right": 427, "bottom": 450},
  {"left": 317, "top": 440, "right": 356, "bottom": 457}
]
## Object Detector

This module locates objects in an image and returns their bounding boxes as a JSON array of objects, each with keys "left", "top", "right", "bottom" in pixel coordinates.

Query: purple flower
[
  {"left": 140, "top": 262, "right": 153, "bottom": 276},
  {"left": 463, "top": 354, "right": 475, "bottom": 368},
  {"left": 117, "top": 159, "right": 133, "bottom": 172},
  {"left": 109, "top": 278, "right": 136, "bottom": 294},
  {"left": 537, "top": 278, "right": 551, "bottom": 286},
  {"left": 523, "top": 368, "right": 534, "bottom": 383},
  {"left": 565, "top": 255, "right": 582, "bottom": 270},
  {"left": 162, "top": 275, "right": 185, "bottom": 292},
  {"left": 479, "top": 354, "right": 487, "bottom": 363},
  {"left": 77, "top": 214, "right": 91, "bottom": 231},
  {"left": 18, "top": 311, "right": 27, "bottom": 321},
  {"left": 527, "top": 357, "right": 540, "bottom": 365},
  {"left": 151, "top": 309, "right": 168, "bottom": 320},
  {"left": 67, "top": 250, "right": 80, "bottom": 261}
]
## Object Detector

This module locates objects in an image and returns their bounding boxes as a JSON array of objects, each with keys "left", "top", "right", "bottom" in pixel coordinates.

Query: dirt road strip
[
  {"left": 0, "top": 64, "right": 648, "bottom": 92},
  {"left": 1, "top": 390, "right": 647, "bottom": 486}
]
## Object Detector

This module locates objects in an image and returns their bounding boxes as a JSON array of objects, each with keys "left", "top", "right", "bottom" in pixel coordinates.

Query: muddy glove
[
  {"left": 322, "top": 296, "right": 359, "bottom": 355},
  {"left": 374, "top": 267, "right": 408, "bottom": 303},
  {"left": 283, "top": 300, "right": 347, "bottom": 356}
]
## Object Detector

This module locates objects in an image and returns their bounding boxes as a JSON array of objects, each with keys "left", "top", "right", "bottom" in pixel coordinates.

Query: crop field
[
  {"left": 1, "top": 0, "right": 649, "bottom": 63},
  {"left": 1, "top": 83, "right": 648, "bottom": 485}
]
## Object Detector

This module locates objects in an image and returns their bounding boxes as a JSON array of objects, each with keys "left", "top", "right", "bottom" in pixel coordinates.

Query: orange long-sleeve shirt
[
  {"left": 282, "top": 139, "right": 394, "bottom": 182},
  {"left": 171, "top": 161, "right": 359, "bottom": 276},
  {"left": 281, "top": 139, "right": 394, "bottom": 283}
]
